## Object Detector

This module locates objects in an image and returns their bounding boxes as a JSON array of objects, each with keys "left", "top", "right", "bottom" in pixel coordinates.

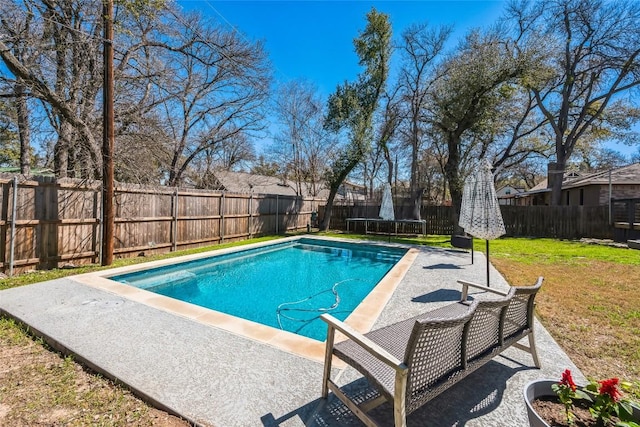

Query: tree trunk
[
  {"left": 444, "top": 133, "right": 463, "bottom": 233},
  {"left": 383, "top": 149, "right": 393, "bottom": 185},
  {"left": 408, "top": 188, "right": 423, "bottom": 220},
  {"left": 54, "top": 122, "right": 72, "bottom": 178},
  {"left": 15, "top": 82, "right": 30, "bottom": 175},
  {"left": 550, "top": 156, "right": 566, "bottom": 206},
  {"left": 408, "top": 121, "right": 421, "bottom": 219},
  {"left": 319, "top": 187, "right": 338, "bottom": 231}
]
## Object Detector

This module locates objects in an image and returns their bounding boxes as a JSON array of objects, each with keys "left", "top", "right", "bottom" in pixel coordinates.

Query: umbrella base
[{"left": 451, "top": 234, "right": 473, "bottom": 249}]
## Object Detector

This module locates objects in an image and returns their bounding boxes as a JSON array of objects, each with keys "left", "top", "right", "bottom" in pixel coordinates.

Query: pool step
[{"left": 123, "top": 270, "right": 196, "bottom": 289}]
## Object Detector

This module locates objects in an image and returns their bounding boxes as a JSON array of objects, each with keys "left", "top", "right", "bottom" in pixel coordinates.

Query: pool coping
[{"left": 72, "top": 235, "right": 419, "bottom": 364}]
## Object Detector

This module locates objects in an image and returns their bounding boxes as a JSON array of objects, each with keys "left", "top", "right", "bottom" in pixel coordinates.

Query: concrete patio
[{"left": 0, "top": 240, "right": 584, "bottom": 426}]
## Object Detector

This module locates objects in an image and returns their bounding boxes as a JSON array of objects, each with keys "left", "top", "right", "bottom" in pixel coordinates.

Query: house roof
[
  {"left": 214, "top": 170, "right": 295, "bottom": 195},
  {"left": 212, "top": 170, "right": 330, "bottom": 198},
  {"left": 521, "top": 179, "right": 551, "bottom": 195},
  {"left": 497, "top": 185, "right": 525, "bottom": 192},
  {"left": 516, "top": 163, "right": 640, "bottom": 199},
  {"left": 561, "top": 163, "right": 640, "bottom": 189}
]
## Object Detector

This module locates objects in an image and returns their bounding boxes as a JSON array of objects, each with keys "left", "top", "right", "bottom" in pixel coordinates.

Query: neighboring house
[
  {"left": 337, "top": 181, "right": 367, "bottom": 203},
  {"left": 496, "top": 185, "right": 525, "bottom": 206},
  {"left": 211, "top": 170, "right": 296, "bottom": 196},
  {"left": 210, "top": 170, "right": 333, "bottom": 199},
  {"left": 515, "top": 163, "right": 640, "bottom": 206},
  {"left": 189, "top": 169, "right": 368, "bottom": 203}
]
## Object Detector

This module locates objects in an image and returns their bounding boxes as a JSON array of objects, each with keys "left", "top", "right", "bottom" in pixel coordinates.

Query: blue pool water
[{"left": 111, "top": 238, "right": 406, "bottom": 341}]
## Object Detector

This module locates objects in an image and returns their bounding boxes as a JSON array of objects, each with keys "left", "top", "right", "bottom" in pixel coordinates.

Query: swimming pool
[{"left": 110, "top": 238, "right": 407, "bottom": 341}]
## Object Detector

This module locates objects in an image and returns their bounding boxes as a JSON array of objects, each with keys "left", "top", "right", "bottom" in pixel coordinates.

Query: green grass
[
  {"left": 321, "top": 232, "right": 640, "bottom": 265},
  {"left": 486, "top": 238, "right": 640, "bottom": 265},
  {"left": 320, "top": 231, "right": 456, "bottom": 248}
]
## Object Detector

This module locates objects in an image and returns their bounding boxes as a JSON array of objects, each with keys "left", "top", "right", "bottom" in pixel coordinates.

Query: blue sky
[
  {"left": 178, "top": 1, "right": 506, "bottom": 96},
  {"left": 177, "top": 0, "right": 636, "bottom": 158}
]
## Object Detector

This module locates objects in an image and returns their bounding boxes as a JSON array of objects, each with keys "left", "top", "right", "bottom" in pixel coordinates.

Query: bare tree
[
  {"left": 0, "top": 0, "right": 104, "bottom": 177},
  {"left": 396, "top": 22, "right": 451, "bottom": 218},
  {"left": 271, "top": 80, "right": 330, "bottom": 196},
  {"left": 0, "top": 92, "right": 20, "bottom": 165},
  {"left": 0, "top": 1, "right": 270, "bottom": 184},
  {"left": 149, "top": 12, "right": 270, "bottom": 187},
  {"left": 508, "top": 0, "right": 640, "bottom": 205}
]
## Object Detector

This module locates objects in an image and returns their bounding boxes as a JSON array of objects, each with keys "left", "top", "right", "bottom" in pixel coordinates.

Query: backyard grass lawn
[
  {"left": 0, "top": 234, "right": 638, "bottom": 425},
  {"left": 488, "top": 238, "right": 640, "bottom": 382}
]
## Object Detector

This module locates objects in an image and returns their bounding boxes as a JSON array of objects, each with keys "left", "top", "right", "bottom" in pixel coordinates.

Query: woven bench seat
[{"left": 321, "top": 277, "right": 543, "bottom": 427}]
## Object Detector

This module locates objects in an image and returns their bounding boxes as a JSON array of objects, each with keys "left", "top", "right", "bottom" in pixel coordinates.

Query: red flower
[
  {"left": 598, "top": 378, "right": 621, "bottom": 401},
  {"left": 560, "top": 369, "right": 577, "bottom": 392}
]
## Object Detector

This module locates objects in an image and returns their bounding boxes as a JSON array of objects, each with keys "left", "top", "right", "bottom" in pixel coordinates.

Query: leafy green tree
[
  {"left": 320, "top": 8, "right": 392, "bottom": 230},
  {"left": 426, "top": 29, "right": 539, "bottom": 231},
  {"left": 508, "top": 0, "right": 640, "bottom": 205}
]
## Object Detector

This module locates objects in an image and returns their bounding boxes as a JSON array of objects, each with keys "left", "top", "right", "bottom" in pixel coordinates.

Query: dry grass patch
[
  {"left": 0, "top": 318, "right": 189, "bottom": 427},
  {"left": 493, "top": 258, "right": 640, "bottom": 381}
]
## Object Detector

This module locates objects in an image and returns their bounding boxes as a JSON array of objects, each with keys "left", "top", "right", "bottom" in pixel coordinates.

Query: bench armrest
[
  {"left": 321, "top": 314, "right": 407, "bottom": 374},
  {"left": 458, "top": 279, "right": 509, "bottom": 300}
]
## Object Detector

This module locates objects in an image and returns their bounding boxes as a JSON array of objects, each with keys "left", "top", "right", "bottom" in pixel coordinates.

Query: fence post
[
  {"left": 98, "top": 185, "right": 103, "bottom": 265},
  {"left": 92, "top": 189, "right": 99, "bottom": 263},
  {"left": 249, "top": 192, "right": 253, "bottom": 239},
  {"left": 172, "top": 187, "right": 178, "bottom": 252},
  {"left": 8, "top": 176, "right": 18, "bottom": 276},
  {"left": 220, "top": 192, "right": 225, "bottom": 243},
  {"left": 275, "top": 195, "right": 279, "bottom": 234},
  {"left": 608, "top": 170, "right": 613, "bottom": 225}
]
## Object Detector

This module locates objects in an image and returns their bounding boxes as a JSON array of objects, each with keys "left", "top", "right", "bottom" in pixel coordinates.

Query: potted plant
[{"left": 524, "top": 370, "right": 640, "bottom": 427}]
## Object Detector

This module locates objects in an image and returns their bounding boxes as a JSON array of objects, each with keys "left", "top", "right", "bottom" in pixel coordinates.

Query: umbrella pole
[
  {"left": 486, "top": 239, "right": 490, "bottom": 287},
  {"left": 471, "top": 237, "right": 474, "bottom": 264}
]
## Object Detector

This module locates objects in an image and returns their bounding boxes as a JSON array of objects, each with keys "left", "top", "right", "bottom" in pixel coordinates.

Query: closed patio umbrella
[
  {"left": 379, "top": 182, "right": 395, "bottom": 221},
  {"left": 459, "top": 159, "right": 506, "bottom": 286}
]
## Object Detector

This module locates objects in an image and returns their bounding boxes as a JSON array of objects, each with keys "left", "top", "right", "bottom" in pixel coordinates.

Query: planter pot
[
  {"left": 523, "top": 380, "right": 557, "bottom": 427},
  {"left": 523, "top": 379, "right": 640, "bottom": 427}
]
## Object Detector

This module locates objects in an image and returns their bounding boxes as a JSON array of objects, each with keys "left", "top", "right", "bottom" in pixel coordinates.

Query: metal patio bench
[{"left": 320, "top": 277, "right": 544, "bottom": 427}]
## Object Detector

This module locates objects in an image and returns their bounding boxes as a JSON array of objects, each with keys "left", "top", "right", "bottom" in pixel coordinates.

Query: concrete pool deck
[{"left": 0, "top": 239, "right": 584, "bottom": 426}]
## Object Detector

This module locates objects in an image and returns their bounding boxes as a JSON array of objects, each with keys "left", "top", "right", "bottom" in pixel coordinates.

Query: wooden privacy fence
[
  {"left": 324, "top": 203, "right": 613, "bottom": 239},
  {"left": 0, "top": 175, "right": 323, "bottom": 274},
  {"left": 611, "top": 198, "right": 640, "bottom": 241}
]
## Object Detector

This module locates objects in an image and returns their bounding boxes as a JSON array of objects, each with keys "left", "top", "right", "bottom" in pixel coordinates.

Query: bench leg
[
  {"left": 393, "top": 371, "right": 408, "bottom": 427},
  {"left": 322, "top": 325, "right": 335, "bottom": 398},
  {"left": 513, "top": 331, "right": 542, "bottom": 368},
  {"left": 528, "top": 330, "right": 541, "bottom": 368}
]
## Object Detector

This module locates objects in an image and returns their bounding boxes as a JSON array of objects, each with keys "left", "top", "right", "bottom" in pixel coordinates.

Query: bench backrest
[
  {"left": 465, "top": 294, "right": 513, "bottom": 364},
  {"left": 403, "top": 302, "right": 476, "bottom": 413},
  {"left": 503, "top": 277, "right": 544, "bottom": 345}
]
